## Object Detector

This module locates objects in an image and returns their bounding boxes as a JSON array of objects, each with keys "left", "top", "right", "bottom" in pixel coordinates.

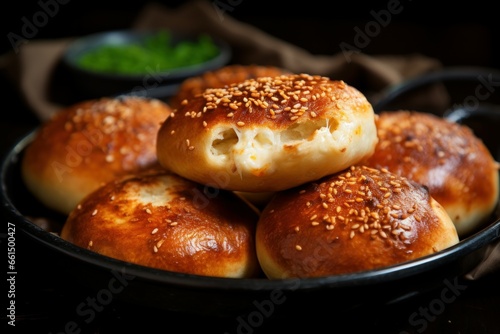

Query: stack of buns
[{"left": 21, "top": 65, "right": 499, "bottom": 279}]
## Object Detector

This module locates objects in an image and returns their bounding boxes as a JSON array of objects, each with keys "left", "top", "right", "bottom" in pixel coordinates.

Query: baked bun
[
  {"left": 156, "top": 74, "right": 378, "bottom": 193},
  {"left": 169, "top": 64, "right": 289, "bottom": 109},
  {"left": 361, "top": 110, "right": 499, "bottom": 237},
  {"left": 60, "top": 170, "right": 261, "bottom": 278},
  {"left": 21, "top": 96, "right": 172, "bottom": 215},
  {"left": 256, "top": 165, "right": 459, "bottom": 279}
]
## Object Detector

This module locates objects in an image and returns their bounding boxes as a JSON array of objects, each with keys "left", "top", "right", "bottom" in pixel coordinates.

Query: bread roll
[
  {"left": 169, "top": 64, "right": 289, "bottom": 109},
  {"left": 361, "top": 110, "right": 499, "bottom": 237},
  {"left": 21, "top": 96, "right": 172, "bottom": 215},
  {"left": 156, "top": 74, "right": 378, "bottom": 193},
  {"left": 256, "top": 165, "right": 459, "bottom": 279},
  {"left": 60, "top": 170, "right": 261, "bottom": 278}
]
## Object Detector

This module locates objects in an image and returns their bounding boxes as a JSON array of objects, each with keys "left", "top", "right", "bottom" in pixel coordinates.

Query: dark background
[
  {"left": 2, "top": 0, "right": 500, "bottom": 66},
  {"left": 2, "top": 1, "right": 500, "bottom": 333}
]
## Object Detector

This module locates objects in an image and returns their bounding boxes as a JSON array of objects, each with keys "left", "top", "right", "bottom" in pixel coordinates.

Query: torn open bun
[{"left": 156, "top": 74, "right": 378, "bottom": 192}]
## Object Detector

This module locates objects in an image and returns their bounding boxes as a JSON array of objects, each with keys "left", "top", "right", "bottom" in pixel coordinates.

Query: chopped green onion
[{"left": 76, "top": 30, "right": 220, "bottom": 75}]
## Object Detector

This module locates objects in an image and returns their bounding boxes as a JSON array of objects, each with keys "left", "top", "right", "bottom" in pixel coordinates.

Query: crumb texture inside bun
[{"left": 256, "top": 165, "right": 459, "bottom": 279}]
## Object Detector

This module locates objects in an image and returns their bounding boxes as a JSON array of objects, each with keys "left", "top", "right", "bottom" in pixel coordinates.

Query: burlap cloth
[{"left": 3, "top": 0, "right": 499, "bottom": 279}]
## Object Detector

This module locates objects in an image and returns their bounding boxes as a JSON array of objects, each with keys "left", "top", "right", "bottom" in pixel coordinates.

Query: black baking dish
[{"left": 2, "top": 67, "right": 500, "bottom": 318}]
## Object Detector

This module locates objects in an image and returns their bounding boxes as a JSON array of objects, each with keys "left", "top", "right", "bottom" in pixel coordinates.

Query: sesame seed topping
[
  {"left": 284, "top": 165, "right": 433, "bottom": 247},
  {"left": 175, "top": 74, "right": 342, "bottom": 129}
]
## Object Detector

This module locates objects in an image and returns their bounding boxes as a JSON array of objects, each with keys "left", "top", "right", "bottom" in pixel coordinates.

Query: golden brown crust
[
  {"left": 157, "top": 74, "right": 378, "bottom": 192},
  {"left": 21, "top": 96, "right": 172, "bottom": 214},
  {"left": 256, "top": 165, "right": 459, "bottom": 279},
  {"left": 169, "top": 64, "right": 290, "bottom": 109},
  {"left": 360, "top": 110, "right": 500, "bottom": 237},
  {"left": 60, "top": 170, "right": 261, "bottom": 278}
]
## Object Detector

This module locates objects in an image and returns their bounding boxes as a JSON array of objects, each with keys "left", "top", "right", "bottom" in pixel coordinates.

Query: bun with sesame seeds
[
  {"left": 156, "top": 73, "right": 379, "bottom": 193},
  {"left": 21, "top": 96, "right": 173, "bottom": 215},
  {"left": 60, "top": 169, "right": 261, "bottom": 278},
  {"left": 255, "top": 165, "right": 460, "bottom": 279},
  {"left": 360, "top": 110, "right": 500, "bottom": 237},
  {"left": 169, "top": 64, "right": 290, "bottom": 110}
]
